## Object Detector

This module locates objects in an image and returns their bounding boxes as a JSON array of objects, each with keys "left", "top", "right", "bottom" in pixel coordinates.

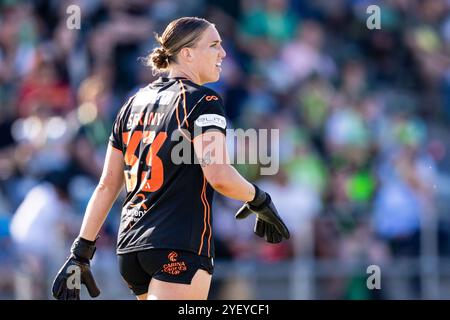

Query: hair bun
[{"left": 149, "top": 47, "right": 170, "bottom": 70}]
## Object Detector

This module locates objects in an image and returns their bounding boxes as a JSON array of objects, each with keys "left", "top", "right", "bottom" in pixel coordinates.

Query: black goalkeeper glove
[
  {"left": 52, "top": 237, "right": 100, "bottom": 300},
  {"left": 235, "top": 184, "right": 290, "bottom": 243}
]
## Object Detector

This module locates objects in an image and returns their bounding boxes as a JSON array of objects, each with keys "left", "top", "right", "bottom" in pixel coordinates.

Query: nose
[{"left": 220, "top": 45, "right": 226, "bottom": 59}]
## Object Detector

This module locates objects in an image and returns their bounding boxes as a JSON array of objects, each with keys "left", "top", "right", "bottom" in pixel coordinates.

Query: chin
[
  {"left": 210, "top": 72, "right": 221, "bottom": 83},
  {"left": 201, "top": 75, "right": 220, "bottom": 85}
]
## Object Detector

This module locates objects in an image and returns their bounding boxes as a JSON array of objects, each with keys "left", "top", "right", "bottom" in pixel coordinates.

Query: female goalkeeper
[{"left": 52, "top": 16, "right": 289, "bottom": 300}]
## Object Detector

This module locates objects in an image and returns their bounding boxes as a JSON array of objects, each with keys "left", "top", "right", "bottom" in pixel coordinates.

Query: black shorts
[{"left": 117, "top": 248, "right": 214, "bottom": 296}]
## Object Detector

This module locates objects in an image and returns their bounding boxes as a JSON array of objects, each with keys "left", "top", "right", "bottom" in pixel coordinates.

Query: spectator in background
[
  {"left": 239, "top": 0, "right": 298, "bottom": 49},
  {"left": 373, "top": 144, "right": 436, "bottom": 257},
  {"left": 280, "top": 20, "right": 336, "bottom": 87},
  {"left": 0, "top": 0, "right": 449, "bottom": 299},
  {"left": 256, "top": 168, "right": 321, "bottom": 261},
  {"left": 10, "top": 171, "right": 80, "bottom": 299},
  {"left": 17, "top": 54, "right": 74, "bottom": 118}
]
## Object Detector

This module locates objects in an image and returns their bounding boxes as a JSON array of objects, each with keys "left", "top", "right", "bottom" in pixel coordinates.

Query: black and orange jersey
[{"left": 109, "top": 77, "right": 227, "bottom": 258}]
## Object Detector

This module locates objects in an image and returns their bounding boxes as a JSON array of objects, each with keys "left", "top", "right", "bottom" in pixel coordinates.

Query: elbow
[
  {"left": 97, "top": 175, "right": 123, "bottom": 195},
  {"left": 97, "top": 181, "right": 109, "bottom": 193},
  {"left": 205, "top": 166, "right": 232, "bottom": 192},
  {"left": 208, "top": 179, "right": 227, "bottom": 192}
]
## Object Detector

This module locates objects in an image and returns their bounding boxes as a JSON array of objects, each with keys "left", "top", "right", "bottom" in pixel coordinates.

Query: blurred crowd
[{"left": 1, "top": 0, "right": 450, "bottom": 299}]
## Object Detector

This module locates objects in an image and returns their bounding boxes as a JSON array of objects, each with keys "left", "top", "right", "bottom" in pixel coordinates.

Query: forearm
[
  {"left": 209, "top": 164, "right": 255, "bottom": 202},
  {"left": 79, "top": 182, "right": 123, "bottom": 241}
]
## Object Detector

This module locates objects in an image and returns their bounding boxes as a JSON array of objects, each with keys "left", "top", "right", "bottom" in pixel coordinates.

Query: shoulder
[
  {"left": 180, "top": 81, "right": 223, "bottom": 105},
  {"left": 114, "top": 93, "right": 136, "bottom": 122},
  {"left": 200, "top": 87, "right": 223, "bottom": 104}
]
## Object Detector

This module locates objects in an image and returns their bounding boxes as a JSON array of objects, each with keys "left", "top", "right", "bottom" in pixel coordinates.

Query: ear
[{"left": 179, "top": 47, "right": 193, "bottom": 62}]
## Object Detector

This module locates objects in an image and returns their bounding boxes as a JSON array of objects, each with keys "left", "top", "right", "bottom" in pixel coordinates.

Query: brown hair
[{"left": 146, "top": 17, "right": 212, "bottom": 73}]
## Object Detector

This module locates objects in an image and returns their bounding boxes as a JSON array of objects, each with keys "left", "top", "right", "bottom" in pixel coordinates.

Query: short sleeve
[
  {"left": 109, "top": 96, "right": 134, "bottom": 151},
  {"left": 109, "top": 114, "right": 123, "bottom": 151},
  {"left": 189, "top": 92, "right": 227, "bottom": 139}
]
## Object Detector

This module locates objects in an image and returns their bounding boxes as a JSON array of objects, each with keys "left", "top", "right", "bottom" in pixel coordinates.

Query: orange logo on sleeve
[{"left": 205, "top": 95, "right": 218, "bottom": 101}]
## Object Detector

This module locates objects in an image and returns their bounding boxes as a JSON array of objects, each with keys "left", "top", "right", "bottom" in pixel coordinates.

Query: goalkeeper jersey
[{"left": 109, "top": 77, "right": 227, "bottom": 257}]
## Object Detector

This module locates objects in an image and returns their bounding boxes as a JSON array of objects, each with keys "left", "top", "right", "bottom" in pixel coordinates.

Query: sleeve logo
[
  {"left": 205, "top": 95, "right": 218, "bottom": 101},
  {"left": 195, "top": 114, "right": 227, "bottom": 129}
]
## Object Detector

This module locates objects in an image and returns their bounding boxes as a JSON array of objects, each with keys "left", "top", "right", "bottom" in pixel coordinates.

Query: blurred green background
[{"left": 1, "top": 0, "right": 450, "bottom": 299}]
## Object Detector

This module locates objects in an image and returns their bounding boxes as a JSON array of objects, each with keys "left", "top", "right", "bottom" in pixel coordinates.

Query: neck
[{"left": 168, "top": 66, "right": 202, "bottom": 85}]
